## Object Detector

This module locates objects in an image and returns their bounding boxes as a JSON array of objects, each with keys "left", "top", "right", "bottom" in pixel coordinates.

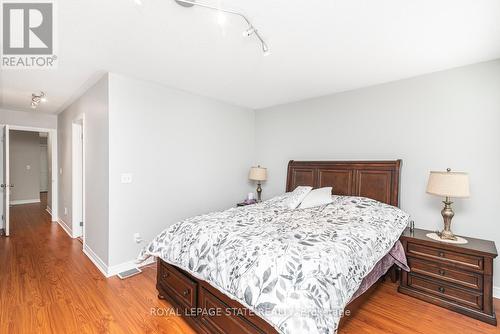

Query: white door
[
  {"left": 72, "top": 123, "right": 83, "bottom": 238},
  {"left": 40, "top": 145, "right": 49, "bottom": 192},
  {"left": 2, "top": 125, "right": 10, "bottom": 236},
  {"left": 0, "top": 126, "right": 4, "bottom": 233}
]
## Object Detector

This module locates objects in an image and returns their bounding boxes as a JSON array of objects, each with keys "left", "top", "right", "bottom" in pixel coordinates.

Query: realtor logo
[{"left": 1, "top": 1, "right": 57, "bottom": 68}]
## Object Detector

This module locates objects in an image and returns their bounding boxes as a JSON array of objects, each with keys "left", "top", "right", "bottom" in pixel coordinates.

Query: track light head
[
  {"left": 243, "top": 26, "right": 256, "bottom": 37},
  {"left": 262, "top": 42, "right": 270, "bottom": 56},
  {"left": 175, "top": 0, "right": 195, "bottom": 7}
]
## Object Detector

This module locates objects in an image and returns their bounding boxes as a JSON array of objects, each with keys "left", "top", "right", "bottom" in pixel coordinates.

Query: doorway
[{"left": 1, "top": 125, "right": 58, "bottom": 237}]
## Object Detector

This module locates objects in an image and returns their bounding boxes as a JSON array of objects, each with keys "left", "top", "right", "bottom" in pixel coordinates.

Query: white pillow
[
  {"left": 286, "top": 186, "right": 313, "bottom": 209},
  {"left": 299, "top": 187, "right": 333, "bottom": 209}
]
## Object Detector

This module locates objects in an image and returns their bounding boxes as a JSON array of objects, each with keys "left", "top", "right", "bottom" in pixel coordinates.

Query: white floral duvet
[{"left": 138, "top": 195, "right": 410, "bottom": 334}]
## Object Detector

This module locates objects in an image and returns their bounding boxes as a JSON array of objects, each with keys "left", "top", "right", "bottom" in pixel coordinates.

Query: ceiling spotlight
[
  {"left": 133, "top": 0, "right": 143, "bottom": 5},
  {"left": 31, "top": 91, "right": 46, "bottom": 109},
  {"left": 174, "top": 0, "right": 269, "bottom": 55}
]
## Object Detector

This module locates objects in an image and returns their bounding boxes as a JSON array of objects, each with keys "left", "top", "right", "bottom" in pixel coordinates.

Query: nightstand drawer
[
  {"left": 407, "top": 242, "right": 483, "bottom": 270},
  {"left": 407, "top": 273, "right": 483, "bottom": 310},
  {"left": 408, "top": 257, "right": 483, "bottom": 290}
]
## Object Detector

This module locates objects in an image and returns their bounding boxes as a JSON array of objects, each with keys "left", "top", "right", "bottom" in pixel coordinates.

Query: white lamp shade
[
  {"left": 426, "top": 170, "right": 470, "bottom": 198},
  {"left": 249, "top": 166, "right": 267, "bottom": 181}
]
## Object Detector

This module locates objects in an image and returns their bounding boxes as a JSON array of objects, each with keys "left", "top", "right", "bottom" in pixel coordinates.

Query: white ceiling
[{"left": 1, "top": 0, "right": 500, "bottom": 114}]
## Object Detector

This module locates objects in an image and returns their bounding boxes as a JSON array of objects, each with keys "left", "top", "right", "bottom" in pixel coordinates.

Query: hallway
[{"left": 0, "top": 196, "right": 196, "bottom": 334}]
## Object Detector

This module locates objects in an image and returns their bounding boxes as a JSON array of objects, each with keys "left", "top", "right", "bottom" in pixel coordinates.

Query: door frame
[
  {"left": 1, "top": 125, "right": 10, "bottom": 236},
  {"left": 1, "top": 125, "right": 59, "bottom": 233},
  {"left": 71, "top": 118, "right": 85, "bottom": 244}
]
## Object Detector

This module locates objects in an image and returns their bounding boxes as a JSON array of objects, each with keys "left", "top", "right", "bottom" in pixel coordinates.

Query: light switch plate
[{"left": 121, "top": 173, "right": 133, "bottom": 184}]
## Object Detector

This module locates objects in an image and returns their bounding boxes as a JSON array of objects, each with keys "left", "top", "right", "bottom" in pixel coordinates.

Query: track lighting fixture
[
  {"left": 174, "top": 0, "right": 270, "bottom": 55},
  {"left": 31, "top": 91, "right": 46, "bottom": 109}
]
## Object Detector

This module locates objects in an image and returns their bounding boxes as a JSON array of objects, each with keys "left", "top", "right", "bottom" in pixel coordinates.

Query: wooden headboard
[{"left": 286, "top": 160, "right": 402, "bottom": 207}]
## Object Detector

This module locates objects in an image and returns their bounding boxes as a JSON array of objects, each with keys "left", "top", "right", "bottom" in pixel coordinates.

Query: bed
[{"left": 139, "top": 160, "right": 409, "bottom": 334}]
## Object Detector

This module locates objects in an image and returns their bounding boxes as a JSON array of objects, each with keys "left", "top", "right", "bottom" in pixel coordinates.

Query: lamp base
[
  {"left": 440, "top": 198, "right": 457, "bottom": 240},
  {"left": 256, "top": 183, "right": 262, "bottom": 202},
  {"left": 437, "top": 229, "right": 457, "bottom": 241}
]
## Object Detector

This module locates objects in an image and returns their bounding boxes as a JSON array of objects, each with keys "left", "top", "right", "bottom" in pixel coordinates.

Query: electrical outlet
[
  {"left": 59, "top": 168, "right": 63, "bottom": 175},
  {"left": 133, "top": 233, "right": 143, "bottom": 244},
  {"left": 64, "top": 207, "right": 68, "bottom": 215},
  {"left": 121, "top": 173, "right": 133, "bottom": 184}
]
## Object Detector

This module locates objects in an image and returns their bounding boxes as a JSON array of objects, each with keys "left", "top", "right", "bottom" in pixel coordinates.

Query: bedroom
[{"left": 0, "top": 0, "right": 499, "bottom": 333}]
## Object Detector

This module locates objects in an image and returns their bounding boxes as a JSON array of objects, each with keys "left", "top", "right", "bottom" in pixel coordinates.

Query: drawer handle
[
  {"left": 438, "top": 287, "right": 445, "bottom": 293},
  {"left": 162, "top": 272, "right": 169, "bottom": 279},
  {"left": 439, "top": 269, "right": 446, "bottom": 276},
  {"left": 182, "top": 289, "right": 190, "bottom": 296},
  {"left": 438, "top": 251, "right": 445, "bottom": 257}
]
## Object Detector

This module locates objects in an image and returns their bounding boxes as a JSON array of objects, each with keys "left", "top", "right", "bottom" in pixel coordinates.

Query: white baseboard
[
  {"left": 10, "top": 199, "right": 40, "bottom": 205},
  {"left": 57, "top": 218, "right": 75, "bottom": 238},
  {"left": 494, "top": 286, "right": 500, "bottom": 299},
  {"left": 83, "top": 244, "right": 110, "bottom": 277},
  {"left": 45, "top": 206, "right": 52, "bottom": 216},
  {"left": 82, "top": 243, "right": 156, "bottom": 278}
]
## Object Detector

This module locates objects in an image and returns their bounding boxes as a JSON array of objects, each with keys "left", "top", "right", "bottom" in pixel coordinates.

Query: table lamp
[
  {"left": 249, "top": 165, "right": 267, "bottom": 202},
  {"left": 426, "top": 168, "right": 470, "bottom": 241}
]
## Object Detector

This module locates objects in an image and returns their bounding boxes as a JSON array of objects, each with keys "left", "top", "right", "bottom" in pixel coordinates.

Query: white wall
[
  {"left": 58, "top": 75, "right": 109, "bottom": 264},
  {"left": 255, "top": 60, "right": 500, "bottom": 288},
  {"left": 107, "top": 74, "right": 255, "bottom": 268},
  {"left": 9, "top": 131, "right": 41, "bottom": 203},
  {"left": 0, "top": 108, "right": 57, "bottom": 129}
]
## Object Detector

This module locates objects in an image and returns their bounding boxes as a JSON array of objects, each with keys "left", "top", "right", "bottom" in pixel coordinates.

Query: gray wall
[
  {"left": 9, "top": 131, "right": 41, "bottom": 202},
  {"left": 107, "top": 74, "right": 255, "bottom": 267},
  {"left": 255, "top": 60, "right": 500, "bottom": 288},
  {"left": 58, "top": 74, "right": 109, "bottom": 263},
  {"left": 0, "top": 108, "right": 57, "bottom": 129}
]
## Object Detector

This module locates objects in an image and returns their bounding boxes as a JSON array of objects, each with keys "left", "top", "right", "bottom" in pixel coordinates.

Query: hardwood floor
[
  {"left": 0, "top": 198, "right": 498, "bottom": 333},
  {"left": 0, "top": 197, "right": 197, "bottom": 334}
]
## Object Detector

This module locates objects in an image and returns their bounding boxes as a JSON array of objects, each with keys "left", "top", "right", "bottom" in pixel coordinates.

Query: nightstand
[{"left": 399, "top": 227, "right": 498, "bottom": 325}]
